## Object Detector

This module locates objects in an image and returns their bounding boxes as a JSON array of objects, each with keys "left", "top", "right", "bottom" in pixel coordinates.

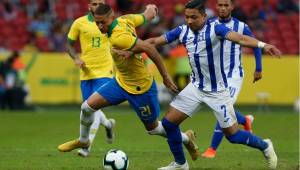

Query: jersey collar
[
  {"left": 108, "top": 19, "right": 118, "bottom": 37},
  {"left": 87, "top": 12, "right": 94, "bottom": 22},
  {"left": 218, "top": 17, "right": 232, "bottom": 23}
]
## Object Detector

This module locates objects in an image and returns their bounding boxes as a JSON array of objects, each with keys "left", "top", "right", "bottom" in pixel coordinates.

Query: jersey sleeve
[
  {"left": 121, "top": 14, "right": 146, "bottom": 28},
  {"left": 111, "top": 32, "right": 138, "bottom": 50},
  {"left": 243, "top": 24, "right": 262, "bottom": 72},
  {"left": 164, "top": 26, "right": 182, "bottom": 43},
  {"left": 214, "top": 24, "right": 232, "bottom": 39},
  {"left": 67, "top": 20, "right": 80, "bottom": 43}
]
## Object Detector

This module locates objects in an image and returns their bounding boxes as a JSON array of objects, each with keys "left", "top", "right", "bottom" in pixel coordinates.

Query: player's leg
[
  {"left": 58, "top": 79, "right": 124, "bottom": 152},
  {"left": 92, "top": 78, "right": 116, "bottom": 144},
  {"left": 207, "top": 90, "right": 277, "bottom": 169},
  {"left": 158, "top": 83, "right": 202, "bottom": 170},
  {"left": 228, "top": 77, "right": 254, "bottom": 131}
]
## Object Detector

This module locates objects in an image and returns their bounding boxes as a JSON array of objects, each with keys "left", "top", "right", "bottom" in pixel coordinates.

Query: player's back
[
  {"left": 108, "top": 14, "right": 153, "bottom": 95},
  {"left": 68, "top": 13, "right": 113, "bottom": 80}
]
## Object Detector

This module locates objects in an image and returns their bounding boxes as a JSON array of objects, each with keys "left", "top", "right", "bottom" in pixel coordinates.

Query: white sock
[
  {"left": 148, "top": 121, "right": 189, "bottom": 144},
  {"left": 79, "top": 102, "right": 96, "bottom": 143},
  {"left": 181, "top": 133, "right": 189, "bottom": 144},
  {"left": 97, "top": 110, "right": 111, "bottom": 128},
  {"left": 88, "top": 111, "right": 101, "bottom": 145}
]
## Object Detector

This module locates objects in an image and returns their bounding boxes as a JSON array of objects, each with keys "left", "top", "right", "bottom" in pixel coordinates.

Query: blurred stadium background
[{"left": 0, "top": 0, "right": 299, "bottom": 170}]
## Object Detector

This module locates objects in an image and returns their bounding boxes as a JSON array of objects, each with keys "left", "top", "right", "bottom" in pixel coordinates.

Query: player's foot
[
  {"left": 201, "top": 147, "right": 216, "bottom": 158},
  {"left": 157, "top": 161, "right": 189, "bottom": 170},
  {"left": 183, "top": 130, "right": 200, "bottom": 161},
  {"left": 78, "top": 148, "right": 89, "bottom": 157},
  {"left": 263, "top": 139, "right": 277, "bottom": 169},
  {"left": 58, "top": 139, "right": 89, "bottom": 152},
  {"left": 105, "top": 119, "right": 115, "bottom": 144},
  {"left": 244, "top": 114, "right": 254, "bottom": 133}
]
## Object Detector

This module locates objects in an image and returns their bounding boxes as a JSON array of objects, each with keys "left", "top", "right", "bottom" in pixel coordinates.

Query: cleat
[
  {"left": 184, "top": 130, "right": 200, "bottom": 161},
  {"left": 158, "top": 161, "right": 189, "bottom": 170},
  {"left": 58, "top": 139, "right": 89, "bottom": 152},
  {"left": 78, "top": 148, "right": 89, "bottom": 157},
  {"left": 244, "top": 115, "right": 254, "bottom": 133},
  {"left": 105, "top": 119, "right": 115, "bottom": 144},
  {"left": 263, "top": 139, "right": 277, "bottom": 169},
  {"left": 201, "top": 147, "right": 216, "bottom": 158}
]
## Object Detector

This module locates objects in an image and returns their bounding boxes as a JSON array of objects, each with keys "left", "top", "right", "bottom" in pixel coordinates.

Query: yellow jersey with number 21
[{"left": 108, "top": 14, "right": 153, "bottom": 94}]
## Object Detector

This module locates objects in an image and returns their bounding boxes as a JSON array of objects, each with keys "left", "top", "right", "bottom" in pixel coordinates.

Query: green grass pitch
[{"left": 0, "top": 106, "right": 298, "bottom": 170}]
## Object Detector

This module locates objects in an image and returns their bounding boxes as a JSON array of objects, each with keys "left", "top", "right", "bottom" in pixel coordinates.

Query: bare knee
[
  {"left": 144, "top": 121, "right": 158, "bottom": 131},
  {"left": 85, "top": 92, "right": 111, "bottom": 111},
  {"left": 222, "top": 123, "right": 239, "bottom": 136}
]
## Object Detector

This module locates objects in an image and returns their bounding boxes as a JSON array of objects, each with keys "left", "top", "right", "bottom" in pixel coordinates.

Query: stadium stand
[{"left": 0, "top": 0, "right": 298, "bottom": 54}]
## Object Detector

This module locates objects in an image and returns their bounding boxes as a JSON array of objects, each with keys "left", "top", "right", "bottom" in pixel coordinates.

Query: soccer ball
[{"left": 103, "top": 149, "right": 129, "bottom": 170}]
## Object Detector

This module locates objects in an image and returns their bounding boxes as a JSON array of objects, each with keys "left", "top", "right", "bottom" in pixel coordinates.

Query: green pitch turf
[{"left": 0, "top": 106, "right": 298, "bottom": 170}]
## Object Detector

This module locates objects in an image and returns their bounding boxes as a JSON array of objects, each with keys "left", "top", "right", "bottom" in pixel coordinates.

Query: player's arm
[
  {"left": 215, "top": 24, "right": 282, "bottom": 57},
  {"left": 146, "top": 26, "right": 182, "bottom": 46},
  {"left": 66, "top": 40, "right": 86, "bottom": 69},
  {"left": 243, "top": 25, "right": 263, "bottom": 83},
  {"left": 66, "top": 21, "right": 85, "bottom": 69},
  {"left": 131, "top": 39, "right": 178, "bottom": 93},
  {"left": 145, "top": 35, "right": 168, "bottom": 46}
]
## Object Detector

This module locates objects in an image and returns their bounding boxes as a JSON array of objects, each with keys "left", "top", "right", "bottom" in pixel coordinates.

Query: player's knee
[
  {"left": 148, "top": 121, "right": 166, "bottom": 137},
  {"left": 225, "top": 132, "right": 240, "bottom": 144},
  {"left": 81, "top": 101, "right": 96, "bottom": 115}
]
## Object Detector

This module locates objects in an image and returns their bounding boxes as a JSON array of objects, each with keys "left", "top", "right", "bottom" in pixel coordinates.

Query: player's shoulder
[
  {"left": 72, "top": 15, "right": 89, "bottom": 24},
  {"left": 232, "top": 17, "right": 247, "bottom": 26},
  {"left": 208, "top": 16, "right": 219, "bottom": 24}
]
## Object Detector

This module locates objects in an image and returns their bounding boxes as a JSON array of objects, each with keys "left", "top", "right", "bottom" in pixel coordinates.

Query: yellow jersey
[
  {"left": 108, "top": 14, "right": 153, "bottom": 94},
  {"left": 68, "top": 13, "right": 113, "bottom": 80}
]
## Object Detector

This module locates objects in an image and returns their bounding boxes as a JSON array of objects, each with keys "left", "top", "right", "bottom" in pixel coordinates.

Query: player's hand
[
  {"left": 263, "top": 44, "right": 282, "bottom": 58},
  {"left": 74, "top": 58, "right": 86, "bottom": 69},
  {"left": 163, "top": 75, "right": 178, "bottom": 93},
  {"left": 112, "top": 49, "right": 133, "bottom": 59},
  {"left": 253, "top": 71, "right": 262, "bottom": 83},
  {"left": 146, "top": 4, "right": 158, "bottom": 15}
]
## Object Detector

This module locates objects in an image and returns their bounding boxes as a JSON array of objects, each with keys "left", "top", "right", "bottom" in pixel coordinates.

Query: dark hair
[
  {"left": 95, "top": 4, "right": 112, "bottom": 15},
  {"left": 185, "top": 0, "right": 206, "bottom": 14}
]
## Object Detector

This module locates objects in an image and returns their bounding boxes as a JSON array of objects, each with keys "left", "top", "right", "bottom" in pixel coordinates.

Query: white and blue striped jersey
[
  {"left": 210, "top": 17, "right": 262, "bottom": 78},
  {"left": 165, "top": 21, "right": 232, "bottom": 92}
]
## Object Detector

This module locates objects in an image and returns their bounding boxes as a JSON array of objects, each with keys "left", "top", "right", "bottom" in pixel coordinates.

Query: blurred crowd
[
  {"left": 0, "top": 0, "right": 299, "bottom": 54},
  {"left": 0, "top": 51, "right": 28, "bottom": 110}
]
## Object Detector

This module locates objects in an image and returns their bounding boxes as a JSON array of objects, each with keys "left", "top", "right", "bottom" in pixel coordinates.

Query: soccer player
[
  {"left": 202, "top": 0, "right": 262, "bottom": 158},
  {"left": 64, "top": 0, "right": 115, "bottom": 157},
  {"left": 58, "top": 3, "right": 200, "bottom": 161},
  {"left": 147, "top": 0, "right": 280, "bottom": 169}
]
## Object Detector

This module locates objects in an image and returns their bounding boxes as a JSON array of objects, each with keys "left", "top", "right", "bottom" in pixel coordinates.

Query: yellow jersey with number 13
[
  {"left": 68, "top": 12, "right": 113, "bottom": 80},
  {"left": 108, "top": 14, "right": 153, "bottom": 94}
]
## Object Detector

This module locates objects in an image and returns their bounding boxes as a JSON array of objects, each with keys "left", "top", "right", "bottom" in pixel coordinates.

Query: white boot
[{"left": 263, "top": 139, "right": 277, "bottom": 169}]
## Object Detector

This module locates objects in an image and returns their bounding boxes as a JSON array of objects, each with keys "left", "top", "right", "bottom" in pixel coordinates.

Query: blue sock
[
  {"left": 210, "top": 122, "right": 224, "bottom": 150},
  {"left": 226, "top": 130, "right": 268, "bottom": 151},
  {"left": 162, "top": 118, "right": 186, "bottom": 165},
  {"left": 235, "top": 111, "right": 246, "bottom": 125}
]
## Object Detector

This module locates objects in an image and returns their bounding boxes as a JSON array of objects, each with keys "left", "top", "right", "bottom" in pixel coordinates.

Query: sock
[
  {"left": 210, "top": 123, "right": 224, "bottom": 150},
  {"left": 97, "top": 110, "right": 111, "bottom": 128},
  {"left": 79, "top": 101, "right": 96, "bottom": 143},
  {"left": 226, "top": 130, "right": 268, "bottom": 151},
  {"left": 162, "top": 118, "right": 186, "bottom": 165},
  {"left": 235, "top": 111, "right": 246, "bottom": 125},
  {"left": 80, "top": 111, "right": 95, "bottom": 143},
  {"left": 87, "top": 110, "right": 101, "bottom": 150},
  {"left": 147, "top": 121, "right": 189, "bottom": 144}
]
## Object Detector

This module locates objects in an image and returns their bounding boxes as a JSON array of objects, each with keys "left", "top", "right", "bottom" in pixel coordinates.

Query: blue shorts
[
  {"left": 80, "top": 78, "right": 112, "bottom": 101},
  {"left": 97, "top": 78, "right": 160, "bottom": 124}
]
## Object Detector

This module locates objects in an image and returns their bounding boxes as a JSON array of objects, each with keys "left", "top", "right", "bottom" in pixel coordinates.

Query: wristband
[{"left": 258, "top": 41, "right": 266, "bottom": 48}]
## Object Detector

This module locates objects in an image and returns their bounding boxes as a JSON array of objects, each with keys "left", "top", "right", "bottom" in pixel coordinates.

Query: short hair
[
  {"left": 95, "top": 4, "right": 112, "bottom": 15},
  {"left": 185, "top": 0, "right": 206, "bottom": 14}
]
